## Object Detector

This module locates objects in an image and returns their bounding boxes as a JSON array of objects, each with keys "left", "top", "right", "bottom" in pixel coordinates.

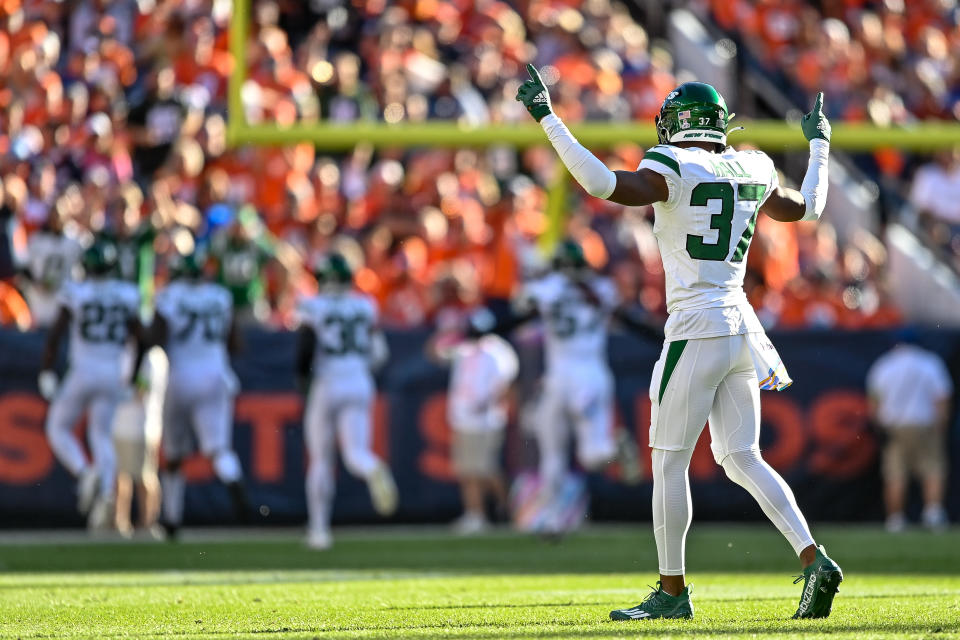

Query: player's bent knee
[
  {"left": 342, "top": 450, "right": 380, "bottom": 479},
  {"left": 718, "top": 447, "right": 764, "bottom": 483}
]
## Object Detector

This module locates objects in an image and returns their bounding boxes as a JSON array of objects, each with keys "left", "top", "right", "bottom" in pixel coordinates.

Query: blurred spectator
[
  {"left": 867, "top": 332, "right": 953, "bottom": 533},
  {"left": 0, "top": 0, "right": 907, "bottom": 332},
  {"left": 18, "top": 206, "right": 84, "bottom": 328},
  {"left": 909, "top": 148, "right": 960, "bottom": 265},
  {"left": 436, "top": 310, "right": 518, "bottom": 535}
]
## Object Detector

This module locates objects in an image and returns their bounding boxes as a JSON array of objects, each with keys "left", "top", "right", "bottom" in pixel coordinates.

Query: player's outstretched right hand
[
  {"left": 801, "top": 92, "right": 831, "bottom": 143},
  {"left": 516, "top": 63, "right": 553, "bottom": 122}
]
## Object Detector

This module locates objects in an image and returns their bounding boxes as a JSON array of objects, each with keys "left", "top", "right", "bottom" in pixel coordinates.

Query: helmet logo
[
  {"left": 666, "top": 90, "right": 679, "bottom": 100},
  {"left": 680, "top": 120, "right": 691, "bottom": 129}
]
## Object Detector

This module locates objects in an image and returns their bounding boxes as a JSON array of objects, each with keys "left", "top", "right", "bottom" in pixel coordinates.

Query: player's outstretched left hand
[
  {"left": 516, "top": 63, "right": 553, "bottom": 122},
  {"left": 801, "top": 92, "right": 831, "bottom": 143}
]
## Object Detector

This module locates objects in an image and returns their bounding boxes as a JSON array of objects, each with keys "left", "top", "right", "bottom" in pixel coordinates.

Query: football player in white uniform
[
  {"left": 518, "top": 69, "right": 842, "bottom": 619},
  {"left": 153, "top": 249, "right": 247, "bottom": 536},
  {"left": 20, "top": 211, "right": 83, "bottom": 327},
  {"left": 296, "top": 253, "right": 397, "bottom": 550},
  {"left": 513, "top": 239, "right": 657, "bottom": 533},
  {"left": 40, "top": 240, "right": 147, "bottom": 529}
]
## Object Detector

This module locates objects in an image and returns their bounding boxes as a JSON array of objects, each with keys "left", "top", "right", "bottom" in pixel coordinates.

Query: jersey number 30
[{"left": 685, "top": 182, "right": 766, "bottom": 262}]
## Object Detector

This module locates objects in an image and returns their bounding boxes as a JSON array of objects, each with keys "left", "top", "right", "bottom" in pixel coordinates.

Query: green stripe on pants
[{"left": 658, "top": 339, "right": 688, "bottom": 404}]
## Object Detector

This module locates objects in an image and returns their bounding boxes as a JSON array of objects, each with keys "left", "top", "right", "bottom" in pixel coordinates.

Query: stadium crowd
[
  {"left": 0, "top": 0, "right": 905, "bottom": 331},
  {"left": 704, "top": 0, "right": 960, "bottom": 271}
]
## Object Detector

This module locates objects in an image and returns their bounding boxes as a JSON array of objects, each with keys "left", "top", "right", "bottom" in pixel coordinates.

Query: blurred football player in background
[
  {"left": 510, "top": 239, "right": 652, "bottom": 534},
  {"left": 209, "top": 207, "right": 275, "bottom": 325},
  {"left": 867, "top": 331, "right": 954, "bottom": 532},
  {"left": 442, "top": 308, "right": 518, "bottom": 535},
  {"left": 20, "top": 208, "right": 83, "bottom": 328},
  {"left": 40, "top": 240, "right": 147, "bottom": 530},
  {"left": 296, "top": 252, "right": 397, "bottom": 550},
  {"left": 100, "top": 190, "right": 156, "bottom": 308},
  {"left": 153, "top": 247, "right": 247, "bottom": 537}
]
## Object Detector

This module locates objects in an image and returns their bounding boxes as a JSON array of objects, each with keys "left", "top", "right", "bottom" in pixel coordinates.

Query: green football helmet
[
  {"left": 81, "top": 239, "right": 118, "bottom": 276},
  {"left": 551, "top": 238, "right": 588, "bottom": 273},
  {"left": 655, "top": 82, "right": 730, "bottom": 147},
  {"left": 316, "top": 252, "right": 354, "bottom": 288}
]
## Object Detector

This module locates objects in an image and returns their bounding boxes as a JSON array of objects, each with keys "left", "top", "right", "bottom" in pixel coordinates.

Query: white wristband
[
  {"left": 540, "top": 114, "right": 617, "bottom": 199},
  {"left": 799, "top": 138, "right": 829, "bottom": 221}
]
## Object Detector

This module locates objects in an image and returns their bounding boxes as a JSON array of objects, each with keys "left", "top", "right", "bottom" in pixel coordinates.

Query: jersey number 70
[{"left": 685, "top": 182, "right": 766, "bottom": 262}]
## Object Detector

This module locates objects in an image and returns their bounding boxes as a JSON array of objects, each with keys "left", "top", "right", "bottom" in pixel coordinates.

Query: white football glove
[{"left": 38, "top": 370, "right": 59, "bottom": 401}]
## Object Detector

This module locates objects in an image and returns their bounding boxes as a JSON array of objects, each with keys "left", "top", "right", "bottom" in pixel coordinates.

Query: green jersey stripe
[
  {"left": 644, "top": 151, "right": 682, "bottom": 177},
  {"left": 658, "top": 339, "right": 688, "bottom": 404}
]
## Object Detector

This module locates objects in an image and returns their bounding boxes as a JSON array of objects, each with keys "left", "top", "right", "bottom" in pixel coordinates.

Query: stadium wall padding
[{"left": 0, "top": 328, "right": 958, "bottom": 528}]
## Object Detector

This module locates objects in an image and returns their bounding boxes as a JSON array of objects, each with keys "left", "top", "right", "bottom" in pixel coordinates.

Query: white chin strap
[{"left": 669, "top": 129, "right": 727, "bottom": 146}]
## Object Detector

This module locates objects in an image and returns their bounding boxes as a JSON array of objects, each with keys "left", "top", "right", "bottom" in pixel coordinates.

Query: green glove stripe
[{"left": 644, "top": 151, "right": 682, "bottom": 177}]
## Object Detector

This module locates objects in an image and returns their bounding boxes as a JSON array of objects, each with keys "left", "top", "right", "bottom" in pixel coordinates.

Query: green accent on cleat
[
  {"left": 792, "top": 544, "right": 843, "bottom": 619},
  {"left": 610, "top": 581, "right": 694, "bottom": 620}
]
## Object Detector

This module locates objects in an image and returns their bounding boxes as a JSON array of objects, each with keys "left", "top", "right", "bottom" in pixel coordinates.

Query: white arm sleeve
[
  {"left": 540, "top": 114, "right": 617, "bottom": 199},
  {"left": 799, "top": 138, "right": 829, "bottom": 221}
]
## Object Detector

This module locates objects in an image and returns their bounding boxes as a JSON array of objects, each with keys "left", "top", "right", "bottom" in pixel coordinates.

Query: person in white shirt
[
  {"left": 867, "top": 332, "right": 954, "bottom": 532},
  {"left": 441, "top": 309, "right": 519, "bottom": 535},
  {"left": 909, "top": 148, "right": 960, "bottom": 227}
]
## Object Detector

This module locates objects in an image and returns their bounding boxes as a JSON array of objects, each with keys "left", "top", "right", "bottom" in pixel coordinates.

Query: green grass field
[{"left": 1, "top": 525, "right": 958, "bottom": 639}]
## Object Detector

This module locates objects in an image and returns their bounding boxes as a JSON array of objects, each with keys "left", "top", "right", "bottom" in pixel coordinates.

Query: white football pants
[
  {"left": 649, "top": 333, "right": 814, "bottom": 575},
  {"left": 45, "top": 366, "right": 123, "bottom": 497},
  {"left": 536, "top": 365, "right": 616, "bottom": 493},
  {"left": 162, "top": 366, "right": 241, "bottom": 482},
  {"left": 304, "top": 374, "right": 382, "bottom": 533}
]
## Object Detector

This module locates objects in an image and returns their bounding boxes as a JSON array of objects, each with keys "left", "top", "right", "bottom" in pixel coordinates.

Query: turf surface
[{"left": 1, "top": 525, "right": 958, "bottom": 639}]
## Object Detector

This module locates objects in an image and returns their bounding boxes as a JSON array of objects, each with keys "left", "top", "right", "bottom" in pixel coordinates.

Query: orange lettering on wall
[
  {"left": 182, "top": 455, "right": 214, "bottom": 482},
  {"left": 809, "top": 390, "right": 876, "bottom": 479},
  {"left": 236, "top": 393, "right": 303, "bottom": 484},
  {"left": 0, "top": 393, "right": 54, "bottom": 484},
  {"left": 418, "top": 393, "right": 454, "bottom": 482},
  {"left": 759, "top": 394, "right": 806, "bottom": 472}
]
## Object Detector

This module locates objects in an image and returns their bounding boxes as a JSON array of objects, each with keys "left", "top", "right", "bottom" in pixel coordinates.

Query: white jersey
[
  {"left": 57, "top": 277, "right": 140, "bottom": 371},
  {"left": 518, "top": 272, "right": 618, "bottom": 373},
  {"left": 24, "top": 231, "right": 83, "bottom": 326},
  {"left": 448, "top": 334, "right": 519, "bottom": 432},
  {"left": 155, "top": 280, "right": 233, "bottom": 373},
  {"left": 298, "top": 291, "right": 379, "bottom": 380},
  {"left": 639, "top": 144, "right": 779, "bottom": 340}
]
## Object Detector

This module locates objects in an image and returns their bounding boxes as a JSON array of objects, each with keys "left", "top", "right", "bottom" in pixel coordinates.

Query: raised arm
[
  {"left": 517, "top": 64, "right": 668, "bottom": 207},
  {"left": 761, "top": 93, "right": 831, "bottom": 223}
]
